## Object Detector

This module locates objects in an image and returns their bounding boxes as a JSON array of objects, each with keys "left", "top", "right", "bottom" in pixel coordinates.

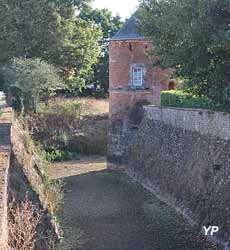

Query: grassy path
[{"left": 49, "top": 157, "right": 217, "bottom": 250}]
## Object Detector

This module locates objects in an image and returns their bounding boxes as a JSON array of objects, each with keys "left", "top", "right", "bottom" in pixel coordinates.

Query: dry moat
[{"left": 49, "top": 157, "right": 217, "bottom": 250}]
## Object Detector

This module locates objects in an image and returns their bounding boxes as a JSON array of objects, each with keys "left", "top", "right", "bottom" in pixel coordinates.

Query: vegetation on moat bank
[
  {"left": 12, "top": 120, "right": 64, "bottom": 225},
  {"left": 20, "top": 98, "right": 108, "bottom": 162},
  {"left": 7, "top": 97, "right": 108, "bottom": 250}
]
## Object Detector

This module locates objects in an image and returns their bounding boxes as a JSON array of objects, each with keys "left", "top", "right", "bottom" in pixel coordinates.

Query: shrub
[
  {"left": 2, "top": 58, "right": 63, "bottom": 113},
  {"left": 161, "top": 90, "right": 213, "bottom": 110},
  {"left": 45, "top": 149, "right": 80, "bottom": 162},
  {"left": 8, "top": 195, "right": 42, "bottom": 250},
  {"left": 24, "top": 101, "right": 83, "bottom": 162}
]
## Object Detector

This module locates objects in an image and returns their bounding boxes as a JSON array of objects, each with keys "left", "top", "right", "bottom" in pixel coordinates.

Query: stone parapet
[
  {"left": 0, "top": 92, "right": 13, "bottom": 250},
  {"left": 145, "top": 105, "right": 230, "bottom": 140}
]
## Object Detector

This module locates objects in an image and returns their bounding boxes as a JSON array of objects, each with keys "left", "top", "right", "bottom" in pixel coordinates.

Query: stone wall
[
  {"left": 73, "top": 114, "right": 108, "bottom": 156},
  {"left": 0, "top": 93, "right": 13, "bottom": 250},
  {"left": 0, "top": 92, "right": 59, "bottom": 248},
  {"left": 10, "top": 119, "right": 61, "bottom": 239},
  {"left": 108, "top": 105, "right": 230, "bottom": 249},
  {"left": 0, "top": 92, "right": 57, "bottom": 248}
]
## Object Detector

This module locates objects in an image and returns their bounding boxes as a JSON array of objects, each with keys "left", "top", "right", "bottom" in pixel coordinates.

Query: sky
[{"left": 91, "top": 0, "right": 140, "bottom": 20}]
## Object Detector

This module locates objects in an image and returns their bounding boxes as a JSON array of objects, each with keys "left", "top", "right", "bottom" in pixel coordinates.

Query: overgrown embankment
[
  {"left": 22, "top": 98, "right": 108, "bottom": 162},
  {"left": 0, "top": 92, "right": 63, "bottom": 249},
  {"left": 7, "top": 117, "right": 63, "bottom": 249},
  {"left": 2, "top": 97, "right": 108, "bottom": 249},
  {"left": 11, "top": 119, "right": 63, "bottom": 226}
]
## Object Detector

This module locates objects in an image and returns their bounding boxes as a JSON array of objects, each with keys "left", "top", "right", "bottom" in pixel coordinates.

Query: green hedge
[{"left": 161, "top": 90, "right": 212, "bottom": 109}]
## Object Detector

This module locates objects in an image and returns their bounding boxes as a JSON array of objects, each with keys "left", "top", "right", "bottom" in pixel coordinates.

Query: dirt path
[{"left": 49, "top": 157, "right": 217, "bottom": 250}]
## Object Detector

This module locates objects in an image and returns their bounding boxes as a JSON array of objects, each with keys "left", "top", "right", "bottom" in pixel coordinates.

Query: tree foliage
[
  {"left": 139, "top": 0, "right": 230, "bottom": 111},
  {"left": 55, "top": 0, "right": 91, "bottom": 10},
  {"left": 80, "top": 7, "right": 123, "bottom": 93},
  {"left": 0, "top": 0, "right": 102, "bottom": 90},
  {"left": 3, "top": 58, "right": 62, "bottom": 113}
]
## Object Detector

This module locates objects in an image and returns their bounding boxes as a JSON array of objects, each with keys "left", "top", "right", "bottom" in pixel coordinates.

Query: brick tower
[{"left": 108, "top": 11, "right": 171, "bottom": 169}]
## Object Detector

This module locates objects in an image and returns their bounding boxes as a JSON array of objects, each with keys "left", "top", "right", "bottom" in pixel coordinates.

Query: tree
[
  {"left": 55, "top": 0, "right": 91, "bottom": 10},
  {"left": 139, "top": 0, "right": 230, "bottom": 111},
  {"left": 0, "top": 0, "right": 102, "bottom": 91},
  {"left": 3, "top": 58, "right": 62, "bottom": 113},
  {"left": 80, "top": 7, "right": 123, "bottom": 93}
]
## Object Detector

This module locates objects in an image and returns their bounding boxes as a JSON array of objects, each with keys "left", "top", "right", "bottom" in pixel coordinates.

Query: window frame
[{"left": 132, "top": 67, "right": 143, "bottom": 87}]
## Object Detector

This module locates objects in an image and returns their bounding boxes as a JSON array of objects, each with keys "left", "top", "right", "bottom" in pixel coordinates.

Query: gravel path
[{"left": 49, "top": 157, "right": 217, "bottom": 250}]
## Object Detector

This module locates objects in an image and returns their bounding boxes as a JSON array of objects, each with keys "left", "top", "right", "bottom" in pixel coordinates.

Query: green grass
[{"left": 45, "top": 149, "right": 80, "bottom": 162}]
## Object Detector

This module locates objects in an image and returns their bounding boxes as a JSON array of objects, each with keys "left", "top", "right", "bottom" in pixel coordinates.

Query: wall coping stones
[
  {"left": 0, "top": 91, "right": 12, "bottom": 249},
  {"left": 145, "top": 105, "right": 230, "bottom": 140}
]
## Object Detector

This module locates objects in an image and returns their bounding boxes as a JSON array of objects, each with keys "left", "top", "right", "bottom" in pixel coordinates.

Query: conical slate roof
[{"left": 111, "top": 11, "right": 145, "bottom": 41}]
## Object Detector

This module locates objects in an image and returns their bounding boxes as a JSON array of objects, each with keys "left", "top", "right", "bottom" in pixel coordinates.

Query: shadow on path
[{"left": 49, "top": 157, "right": 217, "bottom": 250}]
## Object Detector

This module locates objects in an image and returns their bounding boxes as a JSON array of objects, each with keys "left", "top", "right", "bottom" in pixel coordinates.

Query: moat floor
[{"left": 49, "top": 157, "right": 217, "bottom": 250}]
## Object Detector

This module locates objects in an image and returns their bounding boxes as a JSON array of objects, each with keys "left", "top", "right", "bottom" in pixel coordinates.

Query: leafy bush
[
  {"left": 2, "top": 58, "right": 62, "bottom": 113},
  {"left": 161, "top": 90, "right": 213, "bottom": 109},
  {"left": 45, "top": 149, "right": 65, "bottom": 162},
  {"left": 45, "top": 149, "right": 80, "bottom": 162},
  {"left": 22, "top": 101, "right": 84, "bottom": 162}
]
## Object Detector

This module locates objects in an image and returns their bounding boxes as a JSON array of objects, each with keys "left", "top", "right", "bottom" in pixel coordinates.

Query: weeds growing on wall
[
  {"left": 8, "top": 195, "right": 42, "bottom": 250},
  {"left": 8, "top": 194, "right": 58, "bottom": 250},
  {"left": 14, "top": 121, "right": 64, "bottom": 226}
]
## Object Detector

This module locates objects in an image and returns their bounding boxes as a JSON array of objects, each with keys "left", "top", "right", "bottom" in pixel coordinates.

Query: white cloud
[{"left": 91, "top": 0, "right": 140, "bottom": 20}]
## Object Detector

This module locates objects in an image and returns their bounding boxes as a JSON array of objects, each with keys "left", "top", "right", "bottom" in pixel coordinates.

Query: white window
[{"left": 132, "top": 67, "right": 143, "bottom": 87}]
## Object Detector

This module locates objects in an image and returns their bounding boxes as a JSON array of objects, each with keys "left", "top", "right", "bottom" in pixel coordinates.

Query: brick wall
[
  {"left": 109, "top": 39, "right": 172, "bottom": 117},
  {"left": 109, "top": 90, "right": 159, "bottom": 118},
  {"left": 109, "top": 40, "right": 155, "bottom": 89}
]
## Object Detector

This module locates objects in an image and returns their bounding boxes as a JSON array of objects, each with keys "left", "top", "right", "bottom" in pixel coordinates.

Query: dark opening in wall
[
  {"left": 129, "top": 100, "right": 150, "bottom": 125},
  {"left": 168, "top": 80, "right": 176, "bottom": 90},
  {"left": 129, "top": 43, "right": 133, "bottom": 51}
]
